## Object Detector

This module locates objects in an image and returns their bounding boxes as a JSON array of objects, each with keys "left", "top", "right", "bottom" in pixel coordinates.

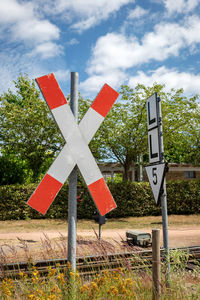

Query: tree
[
  {"left": 161, "top": 87, "right": 200, "bottom": 164},
  {"left": 91, "top": 83, "right": 200, "bottom": 180},
  {"left": 0, "top": 154, "right": 28, "bottom": 185},
  {"left": 0, "top": 75, "right": 64, "bottom": 182},
  {"left": 1, "top": 76, "right": 199, "bottom": 184}
]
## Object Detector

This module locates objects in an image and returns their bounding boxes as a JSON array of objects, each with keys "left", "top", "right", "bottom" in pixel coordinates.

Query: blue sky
[{"left": 0, "top": 0, "right": 200, "bottom": 99}]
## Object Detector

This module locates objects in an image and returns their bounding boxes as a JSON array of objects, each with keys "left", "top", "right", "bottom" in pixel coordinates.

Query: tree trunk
[{"left": 123, "top": 162, "right": 131, "bottom": 181}]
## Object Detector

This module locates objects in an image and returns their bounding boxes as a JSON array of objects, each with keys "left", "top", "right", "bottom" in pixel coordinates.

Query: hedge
[{"left": 0, "top": 180, "right": 199, "bottom": 220}]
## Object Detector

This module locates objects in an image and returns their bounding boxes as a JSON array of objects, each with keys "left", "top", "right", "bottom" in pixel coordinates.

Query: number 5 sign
[
  {"left": 145, "top": 163, "right": 166, "bottom": 205},
  {"left": 145, "top": 93, "right": 167, "bottom": 205}
]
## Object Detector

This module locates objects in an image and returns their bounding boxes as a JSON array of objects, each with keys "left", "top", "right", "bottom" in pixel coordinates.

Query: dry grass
[
  {"left": 0, "top": 215, "right": 199, "bottom": 263},
  {"left": 0, "top": 214, "right": 199, "bottom": 234},
  {"left": 0, "top": 234, "right": 199, "bottom": 299},
  {"left": 0, "top": 230, "right": 141, "bottom": 263}
]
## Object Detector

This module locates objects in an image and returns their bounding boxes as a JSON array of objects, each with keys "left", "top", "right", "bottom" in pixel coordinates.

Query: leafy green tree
[
  {"left": 161, "top": 88, "right": 200, "bottom": 164},
  {"left": 1, "top": 76, "right": 199, "bottom": 184},
  {"left": 0, "top": 75, "right": 64, "bottom": 182},
  {"left": 0, "top": 154, "right": 28, "bottom": 185},
  {"left": 91, "top": 83, "right": 200, "bottom": 180}
]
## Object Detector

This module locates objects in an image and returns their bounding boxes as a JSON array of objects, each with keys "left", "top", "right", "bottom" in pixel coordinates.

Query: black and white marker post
[{"left": 145, "top": 93, "right": 170, "bottom": 279}]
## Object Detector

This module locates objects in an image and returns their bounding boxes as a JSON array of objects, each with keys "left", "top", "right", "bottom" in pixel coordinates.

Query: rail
[{"left": 1, "top": 246, "right": 200, "bottom": 279}]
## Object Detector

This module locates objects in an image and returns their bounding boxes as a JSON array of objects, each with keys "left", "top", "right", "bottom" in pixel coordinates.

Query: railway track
[{"left": 1, "top": 246, "right": 200, "bottom": 279}]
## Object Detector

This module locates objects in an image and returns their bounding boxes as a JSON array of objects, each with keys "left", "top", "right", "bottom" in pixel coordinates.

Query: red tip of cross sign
[
  {"left": 36, "top": 73, "right": 67, "bottom": 110},
  {"left": 27, "top": 174, "right": 63, "bottom": 215},
  {"left": 88, "top": 178, "right": 116, "bottom": 216},
  {"left": 91, "top": 83, "right": 118, "bottom": 118}
]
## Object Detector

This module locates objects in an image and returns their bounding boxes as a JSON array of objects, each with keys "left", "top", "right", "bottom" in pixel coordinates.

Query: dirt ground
[
  {"left": 0, "top": 222, "right": 199, "bottom": 262},
  {"left": 0, "top": 227, "right": 200, "bottom": 247}
]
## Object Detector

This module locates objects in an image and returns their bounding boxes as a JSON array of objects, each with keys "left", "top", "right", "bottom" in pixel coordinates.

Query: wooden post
[{"left": 152, "top": 229, "right": 161, "bottom": 300}]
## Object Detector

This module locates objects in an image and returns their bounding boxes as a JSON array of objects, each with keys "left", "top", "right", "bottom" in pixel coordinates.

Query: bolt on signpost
[
  {"left": 145, "top": 93, "right": 170, "bottom": 282},
  {"left": 27, "top": 72, "right": 119, "bottom": 273}
]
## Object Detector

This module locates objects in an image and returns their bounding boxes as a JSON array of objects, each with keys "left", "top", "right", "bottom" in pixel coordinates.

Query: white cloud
[
  {"left": 49, "top": 0, "right": 133, "bottom": 32},
  {"left": 163, "top": 0, "right": 199, "bottom": 15},
  {"left": 128, "top": 66, "right": 200, "bottom": 95},
  {"left": 0, "top": 46, "right": 70, "bottom": 94},
  {"left": 85, "top": 15, "right": 200, "bottom": 81},
  {"left": 13, "top": 19, "right": 59, "bottom": 44},
  {"left": 127, "top": 6, "right": 148, "bottom": 19},
  {"left": 87, "top": 33, "right": 138, "bottom": 74},
  {"left": 0, "top": 0, "right": 33, "bottom": 23},
  {"left": 67, "top": 38, "right": 79, "bottom": 46},
  {"left": 81, "top": 15, "right": 200, "bottom": 94},
  {"left": 0, "top": 49, "right": 48, "bottom": 93},
  {"left": 30, "top": 42, "right": 63, "bottom": 58},
  {"left": 0, "top": 0, "right": 60, "bottom": 46},
  {"left": 80, "top": 70, "right": 126, "bottom": 95},
  {"left": 54, "top": 69, "right": 70, "bottom": 81}
]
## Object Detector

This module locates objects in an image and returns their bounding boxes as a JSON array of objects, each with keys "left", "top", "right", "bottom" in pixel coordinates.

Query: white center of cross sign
[{"left": 27, "top": 73, "right": 119, "bottom": 216}]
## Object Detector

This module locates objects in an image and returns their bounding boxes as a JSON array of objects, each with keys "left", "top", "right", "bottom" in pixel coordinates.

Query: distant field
[{"left": 0, "top": 214, "right": 199, "bottom": 233}]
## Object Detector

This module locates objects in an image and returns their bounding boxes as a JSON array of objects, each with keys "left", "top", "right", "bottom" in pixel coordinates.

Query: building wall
[
  {"left": 166, "top": 171, "right": 200, "bottom": 181},
  {"left": 143, "top": 168, "right": 200, "bottom": 181},
  {"left": 100, "top": 163, "right": 200, "bottom": 182}
]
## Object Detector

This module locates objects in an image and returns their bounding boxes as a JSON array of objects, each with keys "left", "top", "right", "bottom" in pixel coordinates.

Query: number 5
[{"left": 152, "top": 167, "right": 157, "bottom": 185}]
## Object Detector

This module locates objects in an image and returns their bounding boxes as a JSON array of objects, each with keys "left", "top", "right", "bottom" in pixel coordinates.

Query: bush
[
  {"left": 0, "top": 155, "right": 27, "bottom": 185},
  {"left": 0, "top": 180, "right": 199, "bottom": 220}
]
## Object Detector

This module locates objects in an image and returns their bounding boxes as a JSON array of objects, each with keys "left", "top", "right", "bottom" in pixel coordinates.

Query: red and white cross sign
[{"left": 27, "top": 74, "right": 119, "bottom": 216}]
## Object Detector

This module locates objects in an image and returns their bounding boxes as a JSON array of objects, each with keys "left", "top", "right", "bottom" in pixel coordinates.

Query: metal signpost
[
  {"left": 68, "top": 72, "right": 78, "bottom": 271},
  {"left": 27, "top": 73, "right": 119, "bottom": 271},
  {"left": 145, "top": 93, "right": 170, "bottom": 277}
]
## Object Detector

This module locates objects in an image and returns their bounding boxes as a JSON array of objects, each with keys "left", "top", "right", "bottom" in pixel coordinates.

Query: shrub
[{"left": 0, "top": 180, "right": 199, "bottom": 220}]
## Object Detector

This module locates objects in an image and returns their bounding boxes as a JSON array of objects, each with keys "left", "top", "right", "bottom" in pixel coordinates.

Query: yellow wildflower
[
  {"left": 95, "top": 275, "right": 105, "bottom": 286},
  {"left": 80, "top": 284, "right": 89, "bottom": 293},
  {"left": 4, "top": 287, "right": 12, "bottom": 296},
  {"left": 48, "top": 266, "right": 57, "bottom": 277},
  {"left": 33, "top": 269, "right": 39, "bottom": 277},
  {"left": 57, "top": 273, "right": 65, "bottom": 284},
  {"left": 47, "top": 295, "right": 57, "bottom": 300},
  {"left": 118, "top": 282, "right": 127, "bottom": 294},
  {"left": 51, "top": 286, "right": 61, "bottom": 294},
  {"left": 89, "top": 281, "right": 98, "bottom": 291},
  {"left": 35, "top": 288, "right": 45, "bottom": 297},
  {"left": 2, "top": 278, "right": 13, "bottom": 287},
  {"left": 66, "top": 261, "right": 71, "bottom": 269},
  {"left": 102, "top": 270, "right": 109, "bottom": 277},
  {"left": 69, "top": 271, "right": 75, "bottom": 277},
  {"left": 108, "top": 286, "right": 118, "bottom": 295},
  {"left": 28, "top": 294, "right": 36, "bottom": 300},
  {"left": 124, "top": 278, "right": 134, "bottom": 287},
  {"left": 19, "top": 271, "right": 24, "bottom": 277},
  {"left": 31, "top": 276, "right": 39, "bottom": 283}
]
